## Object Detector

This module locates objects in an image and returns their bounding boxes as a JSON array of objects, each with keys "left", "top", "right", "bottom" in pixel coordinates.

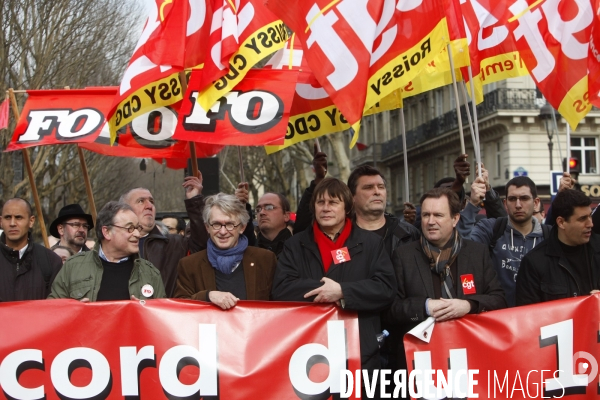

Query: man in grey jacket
[{"left": 469, "top": 176, "right": 550, "bottom": 306}]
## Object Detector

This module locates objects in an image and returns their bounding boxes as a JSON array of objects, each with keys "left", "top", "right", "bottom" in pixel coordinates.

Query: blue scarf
[{"left": 207, "top": 235, "right": 248, "bottom": 274}]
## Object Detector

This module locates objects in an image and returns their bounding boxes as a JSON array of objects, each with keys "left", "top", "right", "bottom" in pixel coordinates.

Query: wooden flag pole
[
  {"left": 460, "top": 82, "right": 481, "bottom": 171},
  {"left": 447, "top": 44, "right": 466, "bottom": 155},
  {"left": 77, "top": 147, "right": 97, "bottom": 225},
  {"left": 179, "top": 71, "right": 199, "bottom": 176},
  {"left": 399, "top": 107, "right": 410, "bottom": 201},
  {"left": 8, "top": 88, "right": 50, "bottom": 248}
]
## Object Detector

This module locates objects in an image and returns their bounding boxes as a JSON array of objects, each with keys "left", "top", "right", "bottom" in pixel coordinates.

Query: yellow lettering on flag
[
  {"left": 365, "top": 18, "right": 448, "bottom": 113},
  {"left": 198, "top": 21, "right": 288, "bottom": 112},
  {"left": 109, "top": 73, "right": 182, "bottom": 144},
  {"left": 466, "top": 51, "right": 529, "bottom": 104},
  {"left": 559, "top": 75, "right": 592, "bottom": 131}
]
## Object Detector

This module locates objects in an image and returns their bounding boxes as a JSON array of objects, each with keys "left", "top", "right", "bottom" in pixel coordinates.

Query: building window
[
  {"left": 435, "top": 90, "right": 443, "bottom": 117},
  {"left": 570, "top": 137, "right": 598, "bottom": 174}
]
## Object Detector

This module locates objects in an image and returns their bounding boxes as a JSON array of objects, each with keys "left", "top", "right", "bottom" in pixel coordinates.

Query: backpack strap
[
  {"left": 541, "top": 223, "right": 551, "bottom": 239},
  {"left": 489, "top": 217, "right": 508, "bottom": 254}
]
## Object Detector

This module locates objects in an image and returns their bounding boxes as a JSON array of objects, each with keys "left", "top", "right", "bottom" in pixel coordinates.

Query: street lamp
[{"left": 539, "top": 102, "right": 555, "bottom": 170}]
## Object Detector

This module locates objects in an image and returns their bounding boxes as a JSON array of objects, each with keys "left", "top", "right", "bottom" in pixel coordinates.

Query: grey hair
[
  {"left": 119, "top": 187, "right": 151, "bottom": 203},
  {"left": 202, "top": 193, "right": 249, "bottom": 226},
  {"left": 95, "top": 201, "right": 134, "bottom": 242}
]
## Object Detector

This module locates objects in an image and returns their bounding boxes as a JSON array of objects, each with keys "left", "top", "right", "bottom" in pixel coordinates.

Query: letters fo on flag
[{"left": 6, "top": 88, "right": 222, "bottom": 160}]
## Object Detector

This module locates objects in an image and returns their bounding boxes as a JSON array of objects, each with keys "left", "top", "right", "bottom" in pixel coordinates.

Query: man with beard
[
  {"left": 0, "top": 198, "right": 62, "bottom": 301},
  {"left": 469, "top": 176, "right": 550, "bottom": 307},
  {"left": 50, "top": 204, "right": 94, "bottom": 254},
  {"left": 119, "top": 174, "right": 207, "bottom": 297},
  {"left": 255, "top": 192, "right": 291, "bottom": 257}
]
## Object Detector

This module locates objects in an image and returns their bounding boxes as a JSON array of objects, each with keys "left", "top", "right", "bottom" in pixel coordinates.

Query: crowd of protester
[{"left": 1, "top": 147, "right": 599, "bottom": 398}]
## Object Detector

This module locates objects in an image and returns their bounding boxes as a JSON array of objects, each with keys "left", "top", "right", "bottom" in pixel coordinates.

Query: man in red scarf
[{"left": 272, "top": 178, "right": 396, "bottom": 375}]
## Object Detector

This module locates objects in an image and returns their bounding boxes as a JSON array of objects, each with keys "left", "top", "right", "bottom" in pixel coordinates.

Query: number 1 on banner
[{"left": 539, "top": 319, "right": 590, "bottom": 395}]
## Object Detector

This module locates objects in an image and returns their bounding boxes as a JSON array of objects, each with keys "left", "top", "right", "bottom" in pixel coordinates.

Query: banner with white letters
[
  {"left": 0, "top": 300, "right": 361, "bottom": 400},
  {"left": 404, "top": 294, "right": 600, "bottom": 399}
]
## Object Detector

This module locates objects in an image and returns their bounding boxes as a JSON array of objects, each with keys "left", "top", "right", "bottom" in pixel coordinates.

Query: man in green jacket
[{"left": 49, "top": 201, "right": 166, "bottom": 302}]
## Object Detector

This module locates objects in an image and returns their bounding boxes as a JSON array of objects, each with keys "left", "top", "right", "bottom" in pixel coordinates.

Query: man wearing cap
[
  {"left": 50, "top": 204, "right": 94, "bottom": 254},
  {"left": 49, "top": 201, "right": 166, "bottom": 302}
]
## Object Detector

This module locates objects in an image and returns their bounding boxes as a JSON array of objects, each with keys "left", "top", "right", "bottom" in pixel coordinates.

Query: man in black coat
[
  {"left": 272, "top": 178, "right": 396, "bottom": 374},
  {"left": 387, "top": 188, "right": 506, "bottom": 374},
  {"left": 0, "top": 198, "right": 62, "bottom": 301},
  {"left": 516, "top": 189, "right": 600, "bottom": 306}
]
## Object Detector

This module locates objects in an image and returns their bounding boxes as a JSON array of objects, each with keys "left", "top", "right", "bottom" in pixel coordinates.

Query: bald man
[{"left": 0, "top": 198, "right": 62, "bottom": 301}]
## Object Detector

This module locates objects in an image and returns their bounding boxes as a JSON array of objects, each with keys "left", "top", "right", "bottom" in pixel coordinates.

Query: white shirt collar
[{"left": 18, "top": 243, "right": 28, "bottom": 259}]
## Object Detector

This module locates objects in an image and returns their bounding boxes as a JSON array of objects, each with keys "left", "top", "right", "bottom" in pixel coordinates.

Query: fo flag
[
  {"left": 265, "top": 0, "right": 447, "bottom": 132},
  {"left": 6, "top": 88, "right": 221, "bottom": 160},
  {"left": 588, "top": 1, "right": 600, "bottom": 108},
  {"left": 509, "top": 0, "right": 593, "bottom": 129},
  {"left": 175, "top": 68, "right": 298, "bottom": 146}
]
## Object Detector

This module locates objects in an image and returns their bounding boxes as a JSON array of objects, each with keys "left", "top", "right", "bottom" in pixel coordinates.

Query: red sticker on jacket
[
  {"left": 331, "top": 247, "right": 351, "bottom": 264},
  {"left": 461, "top": 274, "right": 476, "bottom": 295}
]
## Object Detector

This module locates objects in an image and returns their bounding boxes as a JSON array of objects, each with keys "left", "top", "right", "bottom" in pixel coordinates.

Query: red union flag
[
  {"left": 175, "top": 68, "right": 298, "bottom": 146},
  {"left": 460, "top": 0, "right": 528, "bottom": 104},
  {"left": 589, "top": 0, "right": 600, "bottom": 108},
  {"left": 265, "top": 0, "right": 447, "bottom": 128},
  {"left": 509, "top": 0, "right": 593, "bottom": 129},
  {"left": 404, "top": 294, "right": 600, "bottom": 399},
  {"left": 142, "top": 0, "right": 213, "bottom": 69},
  {"left": 0, "top": 300, "right": 361, "bottom": 399},
  {"left": 6, "top": 88, "right": 222, "bottom": 160},
  {"left": 197, "top": 0, "right": 288, "bottom": 111}
]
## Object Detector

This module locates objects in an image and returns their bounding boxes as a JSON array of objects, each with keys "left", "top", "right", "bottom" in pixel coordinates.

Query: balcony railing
[{"left": 380, "top": 88, "right": 541, "bottom": 160}]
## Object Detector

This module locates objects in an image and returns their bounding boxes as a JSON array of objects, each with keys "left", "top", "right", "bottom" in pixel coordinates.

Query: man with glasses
[
  {"left": 175, "top": 194, "right": 277, "bottom": 309},
  {"left": 255, "top": 193, "right": 291, "bottom": 257},
  {"left": 469, "top": 176, "right": 550, "bottom": 306},
  {"left": 50, "top": 204, "right": 94, "bottom": 254},
  {"left": 49, "top": 201, "right": 166, "bottom": 301}
]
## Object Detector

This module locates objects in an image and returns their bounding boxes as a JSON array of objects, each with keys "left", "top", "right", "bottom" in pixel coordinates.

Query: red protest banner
[
  {"left": 175, "top": 68, "right": 298, "bottom": 146},
  {"left": 0, "top": 300, "right": 361, "bottom": 399},
  {"left": 404, "top": 294, "right": 600, "bottom": 399},
  {"left": 6, "top": 88, "right": 222, "bottom": 160}
]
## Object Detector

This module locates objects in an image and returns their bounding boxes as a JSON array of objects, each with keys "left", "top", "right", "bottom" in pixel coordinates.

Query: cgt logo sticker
[{"left": 461, "top": 274, "right": 476, "bottom": 295}]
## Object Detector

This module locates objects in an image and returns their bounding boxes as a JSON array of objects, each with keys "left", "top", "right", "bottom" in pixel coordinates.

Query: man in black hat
[{"left": 50, "top": 204, "right": 94, "bottom": 254}]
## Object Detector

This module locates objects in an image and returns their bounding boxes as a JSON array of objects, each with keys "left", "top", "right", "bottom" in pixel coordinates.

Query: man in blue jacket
[{"left": 469, "top": 176, "right": 550, "bottom": 307}]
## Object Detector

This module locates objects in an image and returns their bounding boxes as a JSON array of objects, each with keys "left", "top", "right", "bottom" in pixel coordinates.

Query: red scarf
[{"left": 313, "top": 218, "right": 352, "bottom": 273}]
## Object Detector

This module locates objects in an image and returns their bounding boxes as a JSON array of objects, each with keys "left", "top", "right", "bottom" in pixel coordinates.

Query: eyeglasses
[
  {"left": 63, "top": 222, "right": 91, "bottom": 231},
  {"left": 109, "top": 224, "right": 143, "bottom": 233},
  {"left": 506, "top": 196, "right": 533, "bottom": 203},
  {"left": 255, "top": 204, "right": 278, "bottom": 213},
  {"left": 208, "top": 222, "right": 240, "bottom": 231}
]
